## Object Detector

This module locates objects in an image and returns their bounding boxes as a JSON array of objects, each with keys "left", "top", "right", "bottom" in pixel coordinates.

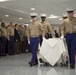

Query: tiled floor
[{"left": 0, "top": 53, "right": 76, "bottom": 75}]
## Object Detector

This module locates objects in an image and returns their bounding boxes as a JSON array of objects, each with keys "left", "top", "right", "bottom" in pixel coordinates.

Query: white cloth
[
  {"left": 39, "top": 38, "right": 67, "bottom": 66},
  {"left": 56, "top": 39, "right": 69, "bottom": 65},
  {"left": 45, "top": 38, "right": 59, "bottom": 48}
]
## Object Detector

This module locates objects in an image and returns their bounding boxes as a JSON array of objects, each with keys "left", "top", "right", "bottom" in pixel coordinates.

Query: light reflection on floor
[{"left": 0, "top": 53, "right": 76, "bottom": 75}]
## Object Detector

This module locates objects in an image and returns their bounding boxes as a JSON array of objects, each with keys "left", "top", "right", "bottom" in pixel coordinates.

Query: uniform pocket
[
  {"left": 43, "top": 25, "right": 47, "bottom": 29},
  {"left": 35, "top": 26, "right": 39, "bottom": 29}
]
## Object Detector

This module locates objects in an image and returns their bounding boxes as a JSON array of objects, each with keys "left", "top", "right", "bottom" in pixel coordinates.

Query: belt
[
  {"left": 73, "top": 31, "right": 76, "bottom": 33},
  {"left": 10, "top": 35, "right": 14, "bottom": 37},
  {"left": 66, "top": 32, "right": 76, "bottom": 34},
  {"left": 31, "top": 35, "right": 39, "bottom": 38}
]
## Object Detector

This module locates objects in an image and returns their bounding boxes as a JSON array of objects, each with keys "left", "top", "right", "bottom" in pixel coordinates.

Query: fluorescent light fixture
[
  {"left": 0, "top": 0, "right": 9, "bottom": 2},
  {"left": 16, "top": 10, "right": 27, "bottom": 14},
  {"left": 48, "top": 15, "right": 59, "bottom": 19},
  {"left": 59, "top": 18, "right": 63, "bottom": 20},
  {"left": 50, "top": 15, "right": 54, "bottom": 16},
  {"left": 5, "top": 15, "right": 9, "bottom": 17},
  {"left": 19, "top": 18, "right": 22, "bottom": 20},
  {"left": 31, "top": 8, "right": 35, "bottom": 10}
]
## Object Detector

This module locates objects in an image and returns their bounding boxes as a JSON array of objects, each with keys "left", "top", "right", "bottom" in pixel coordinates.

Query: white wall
[{"left": 52, "top": 24, "right": 59, "bottom": 31}]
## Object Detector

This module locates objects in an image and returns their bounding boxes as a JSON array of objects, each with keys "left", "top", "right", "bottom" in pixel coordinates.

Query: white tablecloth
[{"left": 39, "top": 38, "right": 67, "bottom": 66}]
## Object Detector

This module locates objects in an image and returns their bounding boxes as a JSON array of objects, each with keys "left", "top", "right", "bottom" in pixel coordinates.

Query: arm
[
  {"left": 39, "top": 23, "right": 43, "bottom": 37},
  {"left": 0, "top": 28, "right": 2, "bottom": 37},
  {"left": 58, "top": 25, "right": 62, "bottom": 37},
  {"left": 7, "top": 27, "right": 10, "bottom": 41},
  {"left": 47, "top": 23, "right": 55, "bottom": 38},
  {"left": 14, "top": 29, "right": 16, "bottom": 42},
  {"left": 27, "top": 25, "right": 30, "bottom": 41},
  {"left": 61, "top": 21, "right": 65, "bottom": 36}
]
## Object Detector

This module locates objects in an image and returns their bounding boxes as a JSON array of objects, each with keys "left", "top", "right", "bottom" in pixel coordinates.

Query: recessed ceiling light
[
  {"left": 5, "top": 15, "right": 9, "bottom": 17},
  {"left": 17, "top": 10, "right": 27, "bottom": 14},
  {"left": 50, "top": 15, "right": 54, "bottom": 16},
  {"left": 59, "top": 18, "right": 63, "bottom": 20},
  {"left": 48, "top": 16, "right": 59, "bottom": 18},
  {"left": 19, "top": 18, "right": 22, "bottom": 20},
  {"left": 30, "top": 20, "right": 32, "bottom": 22},
  {"left": 31, "top": 8, "right": 35, "bottom": 10},
  {"left": 0, "top": 0, "right": 9, "bottom": 2}
]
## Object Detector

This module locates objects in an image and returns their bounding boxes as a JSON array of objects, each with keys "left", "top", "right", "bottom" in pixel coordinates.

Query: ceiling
[{"left": 0, "top": 0, "right": 76, "bottom": 25}]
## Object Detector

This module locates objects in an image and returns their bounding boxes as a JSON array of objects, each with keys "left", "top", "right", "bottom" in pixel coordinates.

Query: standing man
[
  {"left": 1, "top": 22, "right": 7, "bottom": 56},
  {"left": 14, "top": 24, "right": 21, "bottom": 54},
  {"left": 7, "top": 22, "right": 14, "bottom": 55},
  {"left": 18, "top": 25, "right": 24, "bottom": 53},
  {"left": 38, "top": 14, "right": 54, "bottom": 65},
  {"left": 62, "top": 14, "right": 68, "bottom": 20},
  {"left": 0, "top": 22, "right": 2, "bottom": 57},
  {"left": 40, "top": 14, "right": 54, "bottom": 45},
  {"left": 54, "top": 30, "right": 59, "bottom": 38},
  {"left": 58, "top": 14, "right": 68, "bottom": 67},
  {"left": 61, "top": 8, "right": 76, "bottom": 69},
  {"left": 27, "top": 13, "right": 43, "bottom": 67},
  {"left": 22, "top": 25, "right": 28, "bottom": 53}
]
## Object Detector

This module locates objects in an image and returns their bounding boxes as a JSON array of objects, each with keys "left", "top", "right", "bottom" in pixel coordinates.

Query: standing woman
[{"left": 1, "top": 22, "right": 7, "bottom": 56}]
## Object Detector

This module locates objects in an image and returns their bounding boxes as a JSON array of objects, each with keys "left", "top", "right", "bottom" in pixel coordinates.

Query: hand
[
  {"left": 60, "top": 35, "right": 64, "bottom": 39},
  {"left": 52, "top": 36, "right": 55, "bottom": 38},
  {"left": 43, "top": 37, "right": 45, "bottom": 40},
  {"left": 7, "top": 36, "right": 10, "bottom": 41},
  {"left": 28, "top": 40, "right": 30, "bottom": 44},
  {"left": 8, "top": 37, "right": 10, "bottom": 41},
  {"left": 16, "top": 40, "right": 17, "bottom": 42}
]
